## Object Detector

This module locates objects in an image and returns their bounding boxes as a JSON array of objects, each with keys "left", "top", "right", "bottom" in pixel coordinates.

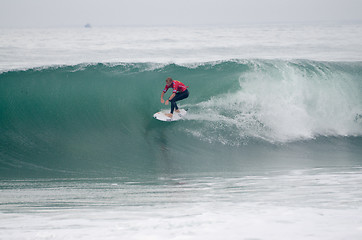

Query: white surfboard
[{"left": 153, "top": 109, "right": 187, "bottom": 122}]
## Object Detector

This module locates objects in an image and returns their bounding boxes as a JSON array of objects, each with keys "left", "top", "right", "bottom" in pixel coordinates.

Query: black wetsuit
[{"left": 170, "top": 89, "right": 189, "bottom": 114}]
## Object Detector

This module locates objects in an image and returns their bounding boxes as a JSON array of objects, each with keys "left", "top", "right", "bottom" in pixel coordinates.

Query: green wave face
[{"left": 1, "top": 60, "right": 362, "bottom": 178}]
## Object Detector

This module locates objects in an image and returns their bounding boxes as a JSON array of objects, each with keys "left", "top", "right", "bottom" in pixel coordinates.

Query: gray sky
[{"left": 1, "top": 0, "right": 362, "bottom": 27}]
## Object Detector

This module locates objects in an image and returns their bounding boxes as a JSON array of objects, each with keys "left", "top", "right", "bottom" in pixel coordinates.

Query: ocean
[{"left": 1, "top": 24, "right": 362, "bottom": 239}]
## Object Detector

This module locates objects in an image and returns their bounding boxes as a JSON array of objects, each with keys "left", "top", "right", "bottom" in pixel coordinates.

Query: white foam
[
  {"left": 186, "top": 61, "right": 362, "bottom": 143},
  {"left": 1, "top": 168, "right": 362, "bottom": 240}
]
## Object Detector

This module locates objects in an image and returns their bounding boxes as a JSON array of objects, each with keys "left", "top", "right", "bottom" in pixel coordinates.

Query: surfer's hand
[
  {"left": 161, "top": 99, "right": 165, "bottom": 104},
  {"left": 165, "top": 100, "right": 169, "bottom": 105}
]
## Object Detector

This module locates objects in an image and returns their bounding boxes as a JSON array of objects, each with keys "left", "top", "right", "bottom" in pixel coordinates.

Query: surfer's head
[{"left": 166, "top": 77, "right": 173, "bottom": 86}]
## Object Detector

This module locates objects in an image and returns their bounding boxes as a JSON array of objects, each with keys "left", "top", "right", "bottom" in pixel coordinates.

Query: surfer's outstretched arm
[
  {"left": 168, "top": 93, "right": 176, "bottom": 101},
  {"left": 165, "top": 93, "right": 175, "bottom": 106},
  {"left": 161, "top": 92, "right": 165, "bottom": 103}
]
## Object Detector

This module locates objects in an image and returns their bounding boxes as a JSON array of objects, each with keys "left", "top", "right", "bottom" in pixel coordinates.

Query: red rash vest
[{"left": 163, "top": 80, "right": 188, "bottom": 94}]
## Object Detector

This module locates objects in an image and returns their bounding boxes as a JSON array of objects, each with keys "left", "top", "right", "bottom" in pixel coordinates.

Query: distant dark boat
[{"left": 84, "top": 23, "right": 92, "bottom": 28}]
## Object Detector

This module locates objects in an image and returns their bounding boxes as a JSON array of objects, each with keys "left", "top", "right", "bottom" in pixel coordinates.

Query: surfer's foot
[
  {"left": 165, "top": 113, "right": 173, "bottom": 118},
  {"left": 175, "top": 109, "right": 180, "bottom": 113}
]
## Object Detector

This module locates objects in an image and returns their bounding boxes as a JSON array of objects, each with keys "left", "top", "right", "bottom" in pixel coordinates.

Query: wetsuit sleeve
[
  {"left": 172, "top": 82, "right": 178, "bottom": 93},
  {"left": 163, "top": 85, "right": 169, "bottom": 93}
]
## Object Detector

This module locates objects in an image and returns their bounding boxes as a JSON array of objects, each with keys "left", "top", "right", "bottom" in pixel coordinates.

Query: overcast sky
[{"left": 1, "top": 0, "right": 362, "bottom": 28}]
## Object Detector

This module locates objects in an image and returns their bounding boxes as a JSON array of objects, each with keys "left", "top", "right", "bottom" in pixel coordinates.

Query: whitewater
[{"left": 1, "top": 24, "right": 362, "bottom": 240}]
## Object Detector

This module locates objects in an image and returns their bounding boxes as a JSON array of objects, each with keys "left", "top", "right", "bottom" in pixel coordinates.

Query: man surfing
[{"left": 160, "top": 77, "right": 189, "bottom": 118}]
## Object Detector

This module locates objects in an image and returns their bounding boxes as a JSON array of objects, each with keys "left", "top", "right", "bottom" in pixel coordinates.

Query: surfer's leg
[
  {"left": 171, "top": 90, "right": 189, "bottom": 104},
  {"left": 170, "top": 100, "right": 177, "bottom": 114},
  {"left": 170, "top": 90, "right": 189, "bottom": 113}
]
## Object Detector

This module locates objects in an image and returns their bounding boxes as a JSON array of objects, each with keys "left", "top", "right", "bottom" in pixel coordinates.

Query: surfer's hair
[{"left": 166, "top": 77, "right": 173, "bottom": 83}]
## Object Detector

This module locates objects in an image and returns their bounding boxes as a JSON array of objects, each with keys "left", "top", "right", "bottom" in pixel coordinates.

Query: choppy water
[{"left": 1, "top": 167, "right": 362, "bottom": 240}]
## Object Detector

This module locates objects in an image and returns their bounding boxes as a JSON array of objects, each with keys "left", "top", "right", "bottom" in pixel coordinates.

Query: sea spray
[{"left": 186, "top": 60, "right": 362, "bottom": 143}]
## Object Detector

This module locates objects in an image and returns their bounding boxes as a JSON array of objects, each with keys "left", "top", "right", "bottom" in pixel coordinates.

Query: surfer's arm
[
  {"left": 165, "top": 93, "right": 176, "bottom": 105},
  {"left": 161, "top": 92, "right": 165, "bottom": 103},
  {"left": 168, "top": 93, "right": 176, "bottom": 101}
]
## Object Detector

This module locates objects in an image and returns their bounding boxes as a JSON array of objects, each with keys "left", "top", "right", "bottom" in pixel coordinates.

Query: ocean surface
[{"left": 1, "top": 24, "right": 362, "bottom": 239}]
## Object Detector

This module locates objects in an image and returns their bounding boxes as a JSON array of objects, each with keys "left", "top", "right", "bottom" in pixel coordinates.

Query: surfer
[{"left": 160, "top": 77, "right": 189, "bottom": 118}]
